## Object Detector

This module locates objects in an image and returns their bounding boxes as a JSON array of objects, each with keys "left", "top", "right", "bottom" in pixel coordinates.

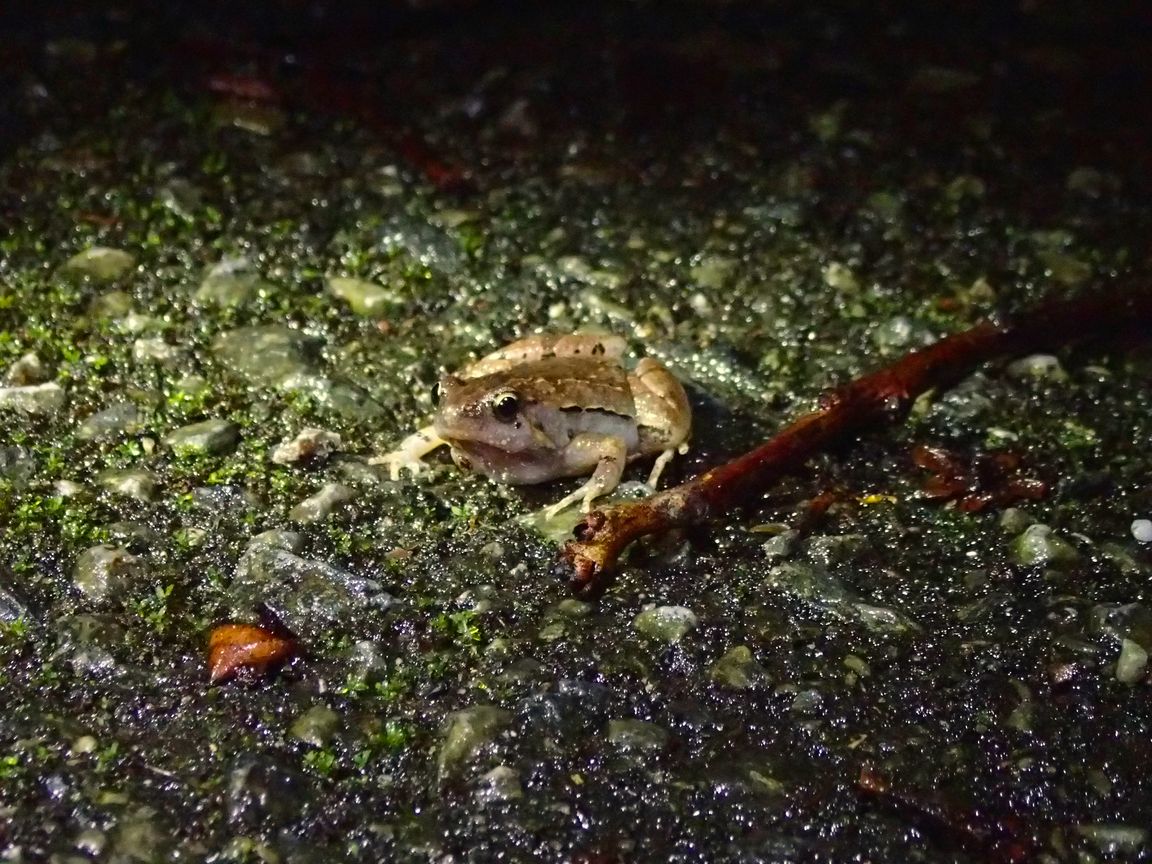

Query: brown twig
[{"left": 560, "top": 287, "right": 1152, "bottom": 597}]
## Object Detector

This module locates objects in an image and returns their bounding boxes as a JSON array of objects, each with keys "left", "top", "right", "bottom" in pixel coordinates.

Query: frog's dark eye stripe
[
  {"left": 431, "top": 382, "right": 442, "bottom": 406},
  {"left": 491, "top": 391, "right": 520, "bottom": 422}
]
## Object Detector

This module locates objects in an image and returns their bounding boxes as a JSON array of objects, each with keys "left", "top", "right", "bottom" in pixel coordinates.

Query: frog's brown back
[{"left": 499, "top": 357, "right": 635, "bottom": 417}]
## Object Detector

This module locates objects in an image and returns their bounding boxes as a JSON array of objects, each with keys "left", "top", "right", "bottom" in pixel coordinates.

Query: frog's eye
[{"left": 490, "top": 392, "right": 520, "bottom": 423}]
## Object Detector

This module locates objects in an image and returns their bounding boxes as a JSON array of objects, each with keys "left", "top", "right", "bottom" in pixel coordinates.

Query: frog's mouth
[{"left": 447, "top": 440, "right": 558, "bottom": 486}]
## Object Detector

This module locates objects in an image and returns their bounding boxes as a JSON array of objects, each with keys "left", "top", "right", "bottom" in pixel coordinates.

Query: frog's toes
[{"left": 369, "top": 452, "right": 426, "bottom": 481}]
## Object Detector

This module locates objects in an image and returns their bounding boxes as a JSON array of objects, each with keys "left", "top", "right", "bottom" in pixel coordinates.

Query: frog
[{"left": 372, "top": 332, "right": 691, "bottom": 518}]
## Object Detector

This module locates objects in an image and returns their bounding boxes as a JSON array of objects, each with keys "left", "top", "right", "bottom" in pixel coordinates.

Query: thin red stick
[{"left": 560, "top": 287, "right": 1152, "bottom": 597}]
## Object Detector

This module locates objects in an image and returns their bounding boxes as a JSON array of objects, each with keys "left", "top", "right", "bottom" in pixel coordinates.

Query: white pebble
[{"left": 1132, "top": 519, "right": 1152, "bottom": 544}]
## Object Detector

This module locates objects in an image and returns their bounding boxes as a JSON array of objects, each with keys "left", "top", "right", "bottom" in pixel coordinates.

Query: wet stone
[
  {"left": 1132, "top": 519, "right": 1152, "bottom": 544},
  {"left": 1115, "top": 639, "right": 1149, "bottom": 685},
  {"left": 0, "top": 445, "right": 35, "bottom": 488},
  {"left": 245, "top": 529, "right": 304, "bottom": 555},
  {"left": 4, "top": 352, "right": 46, "bottom": 385},
  {"left": 226, "top": 756, "right": 306, "bottom": 828},
  {"left": 196, "top": 257, "right": 274, "bottom": 306},
  {"left": 211, "top": 325, "right": 318, "bottom": 389},
  {"left": 762, "top": 529, "right": 799, "bottom": 561},
  {"left": 72, "top": 545, "right": 146, "bottom": 604},
  {"left": 191, "top": 484, "right": 261, "bottom": 515},
  {"left": 327, "top": 275, "right": 402, "bottom": 317},
  {"left": 1010, "top": 524, "right": 1080, "bottom": 568},
  {"left": 633, "top": 605, "right": 699, "bottom": 643},
  {"left": 104, "top": 521, "right": 160, "bottom": 550},
  {"left": 88, "top": 290, "right": 134, "bottom": 318},
  {"left": 475, "top": 765, "right": 523, "bottom": 804},
  {"left": 1006, "top": 353, "right": 1068, "bottom": 382},
  {"left": 999, "top": 507, "right": 1035, "bottom": 534},
  {"left": 165, "top": 419, "right": 240, "bottom": 456},
  {"left": 270, "top": 427, "right": 343, "bottom": 466},
  {"left": 289, "top": 482, "right": 355, "bottom": 523},
  {"left": 290, "top": 705, "right": 341, "bottom": 747},
  {"left": 710, "top": 646, "right": 769, "bottom": 690},
  {"left": 132, "top": 337, "right": 185, "bottom": 366},
  {"left": 606, "top": 719, "right": 669, "bottom": 755},
  {"left": 77, "top": 403, "right": 142, "bottom": 441},
  {"left": 805, "top": 534, "right": 872, "bottom": 567},
  {"left": 60, "top": 246, "right": 135, "bottom": 281},
  {"left": 230, "top": 546, "right": 392, "bottom": 642},
  {"left": 96, "top": 468, "right": 158, "bottom": 502},
  {"left": 438, "top": 705, "right": 512, "bottom": 779},
  {"left": 53, "top": 613, "right": 127, "bottom": 676},
  {"left": 1074, "top": 824, "right": 1148, "bottom": 855},
  {"left": 0, "top": 382, "right": 66, "bottom": 416},
  {"left": 109, "top": 808, "right": 170, "bottom": 863},
  {"left": 0, "top": 584, "right": 29, "bottom": 622}
]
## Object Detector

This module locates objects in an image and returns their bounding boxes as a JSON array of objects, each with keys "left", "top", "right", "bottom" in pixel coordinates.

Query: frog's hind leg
[
  {"left": 646, "top": 441, "right": 690, "bottom": 489},
  {"left": 543, "top": 434, "right": 628, "bottom": 519},
  {"left": 630, "top": 357, "right": 692, "bottom": 488},
  {"left": 464, "top": 333, "right": 627, "bottom": 379}
]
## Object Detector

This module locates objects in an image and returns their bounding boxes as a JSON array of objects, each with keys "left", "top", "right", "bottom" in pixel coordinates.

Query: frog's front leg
[
  {"left": 463, "top": 333, "right": 627, "bottom": 379},
  {"left": 543, "top": 434, "right": 629, "bottom": 519},
  {"left": 369, "top": 425, "right": 447, "bottom": 480},
  {"left": 629, "top": 357, "right": 692, "bottom": 488}
]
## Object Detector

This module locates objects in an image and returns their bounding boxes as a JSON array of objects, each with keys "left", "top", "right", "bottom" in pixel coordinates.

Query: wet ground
[{"left": 1, "top": 2, "right": 1151, "bottom": 862}]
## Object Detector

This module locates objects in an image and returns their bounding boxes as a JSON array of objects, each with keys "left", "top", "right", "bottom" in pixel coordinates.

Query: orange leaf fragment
[{"left": 207, "top": 623, "right": 295, "bottom": 683}]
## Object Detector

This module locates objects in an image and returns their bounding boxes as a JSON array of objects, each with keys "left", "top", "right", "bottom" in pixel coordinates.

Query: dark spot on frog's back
[{"left": 592, "top": 343, "right": 605, "bottom": 355}]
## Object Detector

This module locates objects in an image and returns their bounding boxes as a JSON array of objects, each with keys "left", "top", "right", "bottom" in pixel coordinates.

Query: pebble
[
  {"left": 270, "top": 428, "right": 343, "bottom": 465},
  {"left": 0, "top": 382, "right": 67, "bottom": 415},
  {"left": 1131, "top": 519, "right": 1152, "bottom": 544},
  {"left": 164, "top": 419, "right": 240, "bottom": 456},
  {"left": 633, "top": 605, "right": 699, "bottom": 643},
  {"left": 289, "top": 482, "right": 355, "bottom": 523},
  {"left": 438, "top": 706, "right": 512, "bottom": 779}
]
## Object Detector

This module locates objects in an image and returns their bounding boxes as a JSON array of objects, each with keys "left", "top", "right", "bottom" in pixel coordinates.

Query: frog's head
[{"left": 432, "top": 372, "right": 559, "bottom": 480}]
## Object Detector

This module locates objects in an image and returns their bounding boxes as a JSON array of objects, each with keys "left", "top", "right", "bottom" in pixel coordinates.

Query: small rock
[
  {"left": 998, "top": 507, "right": 1035, "bottom": 534},
  {"left": 132, "top": 338, "right": 185, "bottom": 366},
  {"left": 327, "top": 276, "right": 401, "bottom": 317},
  {"left": 1006, "top": 353, "right": 1068, "bottom": 382},
  {"left": 226, "top": 756, "right": 305, "bottom": 828},
  {"left": 822, "top": 261, "right": 859, "bottom": 292},
  {"left": 0, "top": 445, "right": 35, "bottom": 488},
  {"left": 0, "top": 382, "right": 66, "bottom": 416},
  {"left": 77, "top": 403, "right": 142, "bottom": 441},
  {"left": 211, "top": 326, "right": 317, "bottom": 389},
  {"left": 230, "top": 546, "right": 392, "bottom": 642},
  {"left": 475, "top": 765, "right": 523, "bottom": 804},
  {"left": 88, "top": 290, "right": 133, "bottom": 318},
  {"left": 1074, "top": 824, "right": 1148, "bottom": 855},
  {"left": 710, "top": 646, "right": 768, "bottom": 690},
  {"left": 1132, "top": 519, "right": 1152, "bottom": 544},
  {"left": 270, "top": 428, "right": 343, "bottom": 465},
  {"left": 633, "top": 605, "right": 699, "bottom": 643},
  {"left": 245, "top": 530, "right": 304, "bottom": 555},
  {"left": 606, "top": 719, "right": 669, "bottom": 755},
  {"left": 53, "top": 613, "right": 126, "bottom": 676},
  {"left": 61, "top": 246, "right": 135, "bottom": 281},
  {"left": 196, "top": 257, "right": 273, "bottom": 306},
  {"left": 109, "top": 808, "right": 170, "bottom": 863},
  {"left": 806, "top": 534, "right": 872, "bottom": 566},
  {"left": 4, "top": 352, "right": 46, "bottom": 386},
  {"left": 438, "top": 706, "right": 512, "bottom": 779},
  {"left": 1010, "top": 524, "right": 1080, "bottom": 568},
  {"left": 165, "top": 419, "right": 240, "bottom": 456},
  {"left": 289, "top": 706, "right": 341, "bottom": 747},
  {"left": 1115, "top": 639, "right": 1149, "bottom": 685},
  {"left": 762, "top": 529, "right": 799, "bottom": 561},
  {"left": 289, "top": 482, "right": 355, "bottom": 523},
  {"left": 96, "top": 469, "right": 158, "bottom": 502},
  {"left": 191, "top": 484, "right": 261, "bottom": 514},
  {"left": 72, "top": 545, "right": 146, "bottom": 604}
]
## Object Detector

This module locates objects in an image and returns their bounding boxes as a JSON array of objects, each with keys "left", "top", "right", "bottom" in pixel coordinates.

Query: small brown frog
[{"left": 373, "top": 333, "right": 691, "bottom": 517}]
